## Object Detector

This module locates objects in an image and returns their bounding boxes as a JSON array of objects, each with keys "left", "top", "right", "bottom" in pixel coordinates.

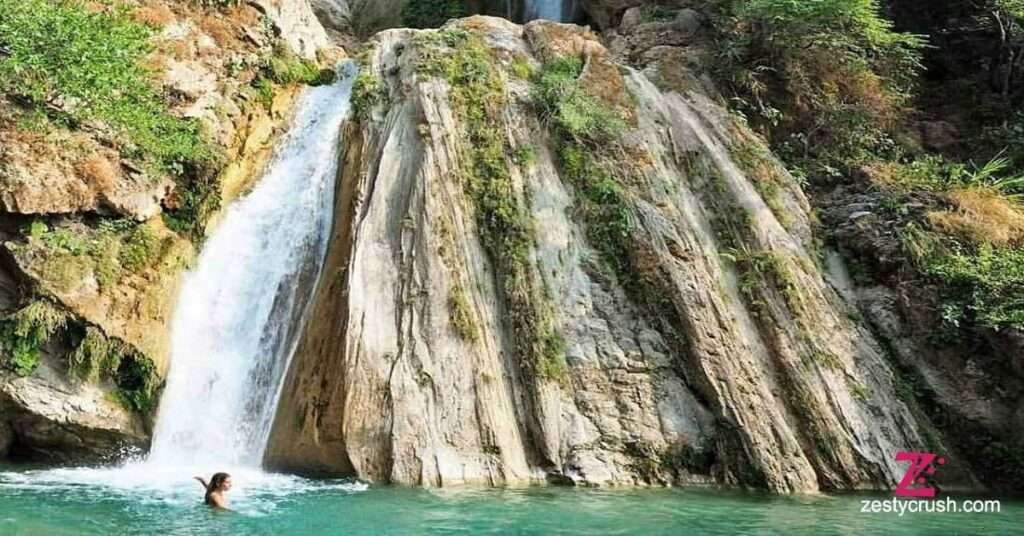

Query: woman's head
[{"left": 209, "top": 472, "right": 232, "bottom": 492}]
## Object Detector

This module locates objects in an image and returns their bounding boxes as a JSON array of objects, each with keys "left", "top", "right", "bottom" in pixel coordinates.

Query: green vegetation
[
  {"left": 112, "top": 351, "right": 159, "bottom": 414},
  {"left": 532, "top": 58, "right": 626, "bottom": 141},
  {"left": 722, "top": 246, "right": 802, "bottom": 317},
  {"left": 402, "top": 0, "right": 468, "bottom": 29},
  {"left": 729, "top": 131, "right": 794, "bottom": 228},
  {"left": 21, "top": 220, "right": 165, "bottom": 292},
  {"left": 904, "top": 226, "right": 1024, "bottom": 330},
  {"left": 162, "top": 175, "right": 221, "bottom": 241},
  {"left": 243, "top": 43, "right": 335, "bottom": 117},
  {"left": 532, "top": 57, "right": 631, "bottom": 276},
  {"left": 711, "top": 0, "right": 924, "bottom": 171},
  {"left": 415, "top": 29, "right": 567, "bottom": 381},
  {"left": 509, "top": 55, "right": 535, "bottom": 80},
  {"left": 0, "top": 0, "right": 215, "bottom": 176},
  {"left": 0, "top": 0, "right": 235, "bottom": 241},
  {"left": 640, "top": 6, "right": 677, "bottom": 24},
  {"left": 261, "top": 45, "right": 336, "bottom": 87},
  {"left": 68, "top": 326, "right": 159, "bottom": 413},
  {"left": 872, "top": 154, "right": 1024, "bottom": 196},
  {"left": 352, "top": 70, "right": 387, "bottom": 120},
  {"left": 0, "top": 300, "right": 69, "bottom": 376},
  {"left": 707, "top": 0, "right": 1024, "bottom": 341},
  {"left": 0, "top": 297, "right": 157, "bottom": 414},
  {"left": 448, "top": 285, "right": 479, "bottom": 342}
]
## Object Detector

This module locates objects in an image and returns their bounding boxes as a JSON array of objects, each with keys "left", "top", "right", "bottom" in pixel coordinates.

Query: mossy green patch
[
  {"left": 730, "top": 133, "right": 795, "bottom": 230},
  {"left": 414, "top": 29, "right": 567, "bottom": 381},
  {"left": 723, "top": 246, "right": 803, "bottom": 317},
  {"left": 69, "top": 326, "right": 159, "bottom": 414},
  {"left": 352, "top": 69, "right": 387, "bottom": 120},
  {"left": 0, "top": 300, "right": 69, "bottom": 377},
  {"left": 533, "top": 58, "right": 633, "bottom": 278},
  {"left": 19, "top": 219, "right": 167, "bottom": 294},
  {"left": 261, "top": 44, "right": 336, "bottom": 87},
  {"left": 449, "top": 284, "right": 480, "bottom": 342}
]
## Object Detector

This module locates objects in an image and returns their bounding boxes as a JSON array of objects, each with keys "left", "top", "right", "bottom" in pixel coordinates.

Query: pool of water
[{"left": 1, "top": 465, "right": 1020, "bottom": 535}]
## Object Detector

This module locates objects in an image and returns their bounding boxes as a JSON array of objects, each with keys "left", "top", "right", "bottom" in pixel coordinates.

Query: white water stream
[
  {"left": 0, "top": 64, "right": 365, "bottom": 510},
  {"left": 148, "top": 63, "right": 354, "bottom": 469},
  {"left": 523, "top": 0, "right": 571, "bottom": 22}
]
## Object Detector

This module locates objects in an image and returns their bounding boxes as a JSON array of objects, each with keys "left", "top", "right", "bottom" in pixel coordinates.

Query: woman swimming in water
[{"left": 194, "top": 472, "right": 232, "bottom": 508}]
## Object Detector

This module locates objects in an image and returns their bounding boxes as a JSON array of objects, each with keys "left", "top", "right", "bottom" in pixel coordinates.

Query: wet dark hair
[{"left": 208, "top": 472, "right": 230, "bottom": 492}]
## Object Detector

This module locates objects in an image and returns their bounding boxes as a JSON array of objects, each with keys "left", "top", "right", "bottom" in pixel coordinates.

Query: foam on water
[{"left": 0, "top": 465, "right": 366, "bottom": 516}]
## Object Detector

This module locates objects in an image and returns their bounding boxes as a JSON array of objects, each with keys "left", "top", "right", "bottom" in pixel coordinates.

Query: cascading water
[
  {"left": 148, "top": 63, "right": 356, "bottom": 469},
  {"left": 523, "top": 0, "right": 571, "bottom": 22},
  {"left": 0, "top": 64, "right": 367, "bottom": 510}
]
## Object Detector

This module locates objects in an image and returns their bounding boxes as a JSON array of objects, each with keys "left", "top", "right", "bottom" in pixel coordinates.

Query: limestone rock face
[
  {"left": 0, "top": 366, "right": 147, "bottom": 462},
  {"left": 255, "top": 0, "right": 331, "bottom": 58},
  {"left": 267, "top": 16, "right": 951, "bottom": 492},
  {"left": 310, "top": 0, "right": 407, "bottom": 38},
  {"left": 310, "top": 0, "right": 354, "bottom": 36}
]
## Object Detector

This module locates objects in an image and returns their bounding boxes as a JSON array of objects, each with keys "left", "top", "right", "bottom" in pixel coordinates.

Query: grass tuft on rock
[
  {"left": 415, "top": 28, "right": 568, "bottom": 381},
  {"left": 533, "top": 57, "right": 633, "bottom": 278}
]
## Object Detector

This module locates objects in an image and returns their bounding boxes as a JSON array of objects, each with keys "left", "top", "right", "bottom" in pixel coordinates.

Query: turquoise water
[{"left": 1, "top": 466, "right": 1021, "bottom": 535}]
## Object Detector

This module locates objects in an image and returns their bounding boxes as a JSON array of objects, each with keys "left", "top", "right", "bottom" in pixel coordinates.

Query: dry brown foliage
[
  {"left": 928, "top": 188, "right": 1024, "bottom": 247},
  {"left": 76, "top": 154, "right": 119, "bottom": 191},
  {"left": 133, "top": 3, "right": 175, "bottom": 27}
]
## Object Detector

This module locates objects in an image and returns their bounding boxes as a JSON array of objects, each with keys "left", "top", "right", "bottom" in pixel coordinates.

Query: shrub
[
  {"left": 902, "top": 222, "right": 1024, "bottom": 331},
  {"left": 868, "top": 152, "right": 1024, "bottom": 197},
  {"left": 711, "top": 0, "right": 925, "bottom": 171}
]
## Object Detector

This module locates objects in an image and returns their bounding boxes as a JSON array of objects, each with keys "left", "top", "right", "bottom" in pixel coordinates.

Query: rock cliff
[
  {"left": 4, "top": 0, "right": 1017, "bottom": 495},
  {"left": 0, "top": 0, "right": 330, "bottom": 462},
  {"left": 265, "top": 16, "right": 957, "bottom": 492}
]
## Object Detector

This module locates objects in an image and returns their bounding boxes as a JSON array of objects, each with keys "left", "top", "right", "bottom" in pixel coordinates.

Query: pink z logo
[{"left": 894, "top": 451, "right": 945, "bottom": 497}]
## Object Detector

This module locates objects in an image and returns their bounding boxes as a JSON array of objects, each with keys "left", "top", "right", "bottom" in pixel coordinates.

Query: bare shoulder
[{"left": 209, "top": 492, "right": 229, "bottom": 509}]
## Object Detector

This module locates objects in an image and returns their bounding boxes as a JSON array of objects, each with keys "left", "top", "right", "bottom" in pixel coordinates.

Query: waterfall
[
  {"left": 523, "top": 0, "right": 571, "bottom": 22},
  {"left": 147, "top": 63, "right": 356, "bottom": 469}
]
